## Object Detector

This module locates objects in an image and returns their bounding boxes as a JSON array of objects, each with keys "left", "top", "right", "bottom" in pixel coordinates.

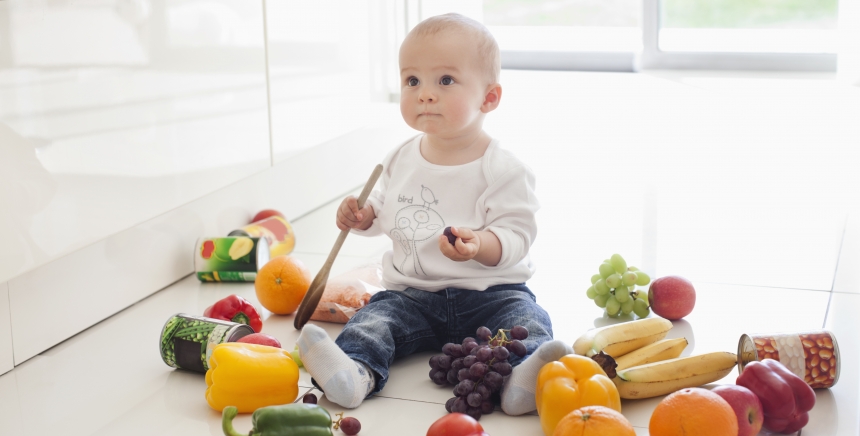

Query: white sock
[
  {"left": 296, "top": 324, "right": 375, "bottom": 408},
  {"left": 500, "top": 340, "right": 574, "bottom": 415}
]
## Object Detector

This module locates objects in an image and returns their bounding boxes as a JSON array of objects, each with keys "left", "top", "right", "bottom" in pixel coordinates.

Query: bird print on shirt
[
  {"left": 421, "top": 185, "right": 439, "bottom": 209},
  {"left": 391, "top": 185, "right": 444, "bottom": 275}
]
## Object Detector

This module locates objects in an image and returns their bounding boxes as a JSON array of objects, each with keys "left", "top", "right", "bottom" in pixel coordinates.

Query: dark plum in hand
[{"left": 443, "top": 226, "right": 457, "bottom": 245}]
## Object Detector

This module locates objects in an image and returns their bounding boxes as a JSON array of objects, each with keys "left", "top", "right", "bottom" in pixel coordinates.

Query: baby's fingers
[
  {"left": 454, "top": 237, "right": 478, "bottom": 258},
  {"left": 345, "top": 196, "right": 364, "bottom": 221},
  {"left": 451, "top": 226, "right": 476, "bottom": 241}
]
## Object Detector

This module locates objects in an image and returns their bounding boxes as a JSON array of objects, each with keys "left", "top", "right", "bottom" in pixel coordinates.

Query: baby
[{"left": 296, "top": 13, "right": 571, "bottom": 416}]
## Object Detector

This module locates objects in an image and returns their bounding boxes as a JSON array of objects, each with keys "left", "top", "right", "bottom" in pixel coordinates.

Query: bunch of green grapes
[{"left": 586, "top": 253, "right": 652, "bottom": 318}]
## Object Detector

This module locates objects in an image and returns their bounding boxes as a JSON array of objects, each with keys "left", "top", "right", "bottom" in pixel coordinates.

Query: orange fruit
[
  {"left": 649, "top": 388, "right": 738, "bottom": 436},
  {"left": 255, "top": 256, "right": 311, "bottom": 314},
  {"left": 553, "top": 406, "right": 636, "bottom": 436}
]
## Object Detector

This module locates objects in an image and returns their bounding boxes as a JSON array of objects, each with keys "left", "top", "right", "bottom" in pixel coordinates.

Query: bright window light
[
  {"left": 660, "top": 0, "right": 839, "bottom": 53},
  {"left": 483, "top": 0, "right": 642, "bottom": 52}
]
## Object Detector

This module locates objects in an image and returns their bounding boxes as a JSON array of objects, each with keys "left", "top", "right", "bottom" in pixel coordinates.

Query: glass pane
[
  {"left": 662, "top": 0, "right": 838, "bottom": 29},
  {"left": 484, "top": 0, "right": 641, "bottom": 27},
  {"left": 483, "top": 0, "right": 642, "bottom": 52},
  {"left": 659, "top": 0, "right": 839, "bottom": 53}
]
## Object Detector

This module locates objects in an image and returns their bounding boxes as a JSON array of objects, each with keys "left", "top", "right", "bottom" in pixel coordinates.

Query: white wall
[
  {"left": 0, "top": 0, "right": 412, "bottom": 371},
  {"left": 0, "top": 282, "right": 11, "bottom": 374}
]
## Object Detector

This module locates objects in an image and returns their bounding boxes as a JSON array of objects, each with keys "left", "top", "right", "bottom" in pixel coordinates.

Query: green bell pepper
[{"left": 222, "top": 404, "right": 333, "bottom": 436}]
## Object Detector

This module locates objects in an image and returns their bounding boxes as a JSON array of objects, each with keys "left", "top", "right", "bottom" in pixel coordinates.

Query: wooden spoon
[{"left": 293, "top": 163, "right": 384, "bottom": 329}]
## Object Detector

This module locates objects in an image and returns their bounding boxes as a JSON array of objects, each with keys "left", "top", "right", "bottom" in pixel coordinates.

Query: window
[
  {"left": 660, "top": 0, "right": 839, "bottom": 53},
  {"left": 483, "top": 0, "right": 643, "bottom": 71}
]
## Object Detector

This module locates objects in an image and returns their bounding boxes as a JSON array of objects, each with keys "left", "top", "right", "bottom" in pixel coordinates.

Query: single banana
[
  {"left": 614, "top": 337, "right": 688, "bottom": 371},
  {"left": 573, "top": 317, "right": 673, "bottom": 357},
  {"left": 612, "top": 351, "right": 737, "bottom": 399}
]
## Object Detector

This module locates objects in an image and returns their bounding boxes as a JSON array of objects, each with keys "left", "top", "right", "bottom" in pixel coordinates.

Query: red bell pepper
[
  {"left": 736, "top": 359, "right": 815, "bottom": 434},
  {"left": 204, "top": 294, "right": 263, "bottom": 333}
]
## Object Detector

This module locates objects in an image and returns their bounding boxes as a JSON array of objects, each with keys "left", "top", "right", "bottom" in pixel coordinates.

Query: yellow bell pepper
[
  {"left": 536, "top": 354, "right": 621, "bottom": 436},
  {"left": 205, "top": 342, "right": 299, "bottom": 413}
]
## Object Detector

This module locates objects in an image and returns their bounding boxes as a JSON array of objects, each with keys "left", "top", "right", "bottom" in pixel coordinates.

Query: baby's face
[{"left": 399, "top": 31, "right": 492, "bottom": 138}]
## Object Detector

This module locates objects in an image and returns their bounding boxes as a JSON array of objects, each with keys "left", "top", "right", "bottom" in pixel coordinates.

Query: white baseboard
[{"left": 6, "top": 125, "right": 415, "bottom": 365}]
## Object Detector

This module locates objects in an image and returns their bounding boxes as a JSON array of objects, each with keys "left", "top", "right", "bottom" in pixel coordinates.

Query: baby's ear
[{"left": 481, "top": 83, "right": 503, "bottom": 113}]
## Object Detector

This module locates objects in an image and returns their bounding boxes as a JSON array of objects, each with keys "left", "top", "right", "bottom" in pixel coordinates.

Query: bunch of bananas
[{"left": 574, "top": 318, "right": 736, "bottom": 399}]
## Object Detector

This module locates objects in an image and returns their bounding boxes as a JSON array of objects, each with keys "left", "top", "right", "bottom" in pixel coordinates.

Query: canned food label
[
  {"left": 763, "top": 334, "right": 806, "bottom": 380},
  {"left": 160, "top": 314, "right": 253, "bottom": 373},
  {"left": 195, "top": 237, "right": 269, "bottom": 283},
  {"left": 197, "top": 271, "right": 257, "bottom": 282},
  {"left": 205, "top": 325, "right": 230, "bottom": 367},
  {"left": 742, "top": 331, "right": 839, "bottom": 389},
  {"left": 232, "top": 216, "right": 296, "bottom": 257}
]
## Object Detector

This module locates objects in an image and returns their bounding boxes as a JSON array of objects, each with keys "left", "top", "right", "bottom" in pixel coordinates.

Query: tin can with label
[
  {"left": 195, "top": 236, "right": 270, "bottom": 282},
  {"left": 229, "top": 215, "right": 296, "bottom": 257},
  {"left": 160, "top": 313, "right": 254, "bottom": 373},
  {"left": 738, "top": 330, "right": 840, "bottom": 389}
]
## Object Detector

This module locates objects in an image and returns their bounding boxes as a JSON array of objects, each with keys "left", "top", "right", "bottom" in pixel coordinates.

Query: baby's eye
[
  {"left": 407, "top": 77, "right": 419, "bottom": 87},
  {"left": 440, "top": 76, "right": 455, "bottom": 85}
]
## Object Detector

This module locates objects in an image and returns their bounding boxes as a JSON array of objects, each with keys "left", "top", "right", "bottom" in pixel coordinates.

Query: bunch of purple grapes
[{"left": 428, "top": 325, "right": 530, "bottom": 421}]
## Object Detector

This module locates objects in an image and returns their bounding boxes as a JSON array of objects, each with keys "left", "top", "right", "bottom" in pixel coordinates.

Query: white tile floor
[{"left": 1, "top": 70, "right": 859, "bottom": 435}]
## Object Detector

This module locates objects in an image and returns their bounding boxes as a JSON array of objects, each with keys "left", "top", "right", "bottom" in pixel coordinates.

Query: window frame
[
  {"left": 490, "top": 0, "right": 838, "bottom": 72},
  {"left": 640, "top": 0, "right": 837, "bottom": 71}
]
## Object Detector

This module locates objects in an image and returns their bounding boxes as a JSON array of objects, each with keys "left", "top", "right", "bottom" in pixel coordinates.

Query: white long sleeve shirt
[{"left": 353, "top": 135, "right": 539, "bottom": 292}]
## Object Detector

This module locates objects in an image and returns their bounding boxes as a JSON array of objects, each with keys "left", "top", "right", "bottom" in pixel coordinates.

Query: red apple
[
  {"left": 251, "top": 209, "right": 285, "bottom": 224},
  {"left": 427, "top": 413, "right": 484, "bottom": 436},
  {"left": 712, "top": 385, "right": 764, "bottom": 436},
  {"left": 235, "top": 333, "right": 282, "bottom": 348},
  {"left": 648, "top": 275, "right": 696, "bottom": 320}
]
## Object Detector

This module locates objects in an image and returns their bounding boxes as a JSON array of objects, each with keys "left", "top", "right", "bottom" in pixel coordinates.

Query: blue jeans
[{"left": 333, "top": 283, "right": 553, "bottom": 396}]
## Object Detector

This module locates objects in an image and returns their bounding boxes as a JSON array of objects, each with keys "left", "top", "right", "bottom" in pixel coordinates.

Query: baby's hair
[{"left": 407, "top": 13, "right": 501, "bottom": 84}]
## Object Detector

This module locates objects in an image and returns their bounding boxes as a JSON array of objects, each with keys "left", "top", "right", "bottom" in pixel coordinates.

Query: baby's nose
[{"left": 419, "top": 89, "right": 435, "bottom": 102}]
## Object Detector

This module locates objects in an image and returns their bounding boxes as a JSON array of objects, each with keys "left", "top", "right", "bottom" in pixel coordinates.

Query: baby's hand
[
  {"left": 336, "top": 196, "right": 375, "bottom": 231},
  {"left": 438, "top": 226, "right": 481, "bottom": 262}
]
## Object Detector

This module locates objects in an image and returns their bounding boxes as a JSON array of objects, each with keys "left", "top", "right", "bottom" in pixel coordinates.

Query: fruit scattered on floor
[
  {"left": 585, "top": 254, "right": 651, "bottom": 318},
  {"left": 711, "top": 385, "right": 764, "bottom": 436},
  {"left": 255, "top": 255, "right": 311, "bottom": 315},
  {"left": 536, "top": 354, "right": 621, "bottom": 436},
  {"left": 426, "top": 412, "right": 485, "bottom": 436},
  {"left": 431, "top": 325, "right": 529, "bottom": 420},
  {"left": 573, "top": 317, "right": 673, "bottom": 357},
  {"left": 648, "top": 275, "right": 696, "bottom": 320},
  {"left": 333, "top": 412, "right": 361, "bottom": 435},
  {"left": 613, "top": 337, "right": 687, "bottom": 371},
  {"left": 552, "top": 405, "right": 636, "bottom": 436},
  {"left": 612, "top": 351, "right": 737, "bottom": 400},
  {"left": 649, "top": 388, "right": 738, "bottom": 436},
  {"left": 251, "top": 209, "right": 285, "bottom": 223},
  {"left": 736, "top": 359, "right": 815, "bottom": 434},
  {"left": 290, "top": 344, "right": 304, "bottom": 368},
  {"left": 236, "top": 333, "right": 282, "bottom": 348}
]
